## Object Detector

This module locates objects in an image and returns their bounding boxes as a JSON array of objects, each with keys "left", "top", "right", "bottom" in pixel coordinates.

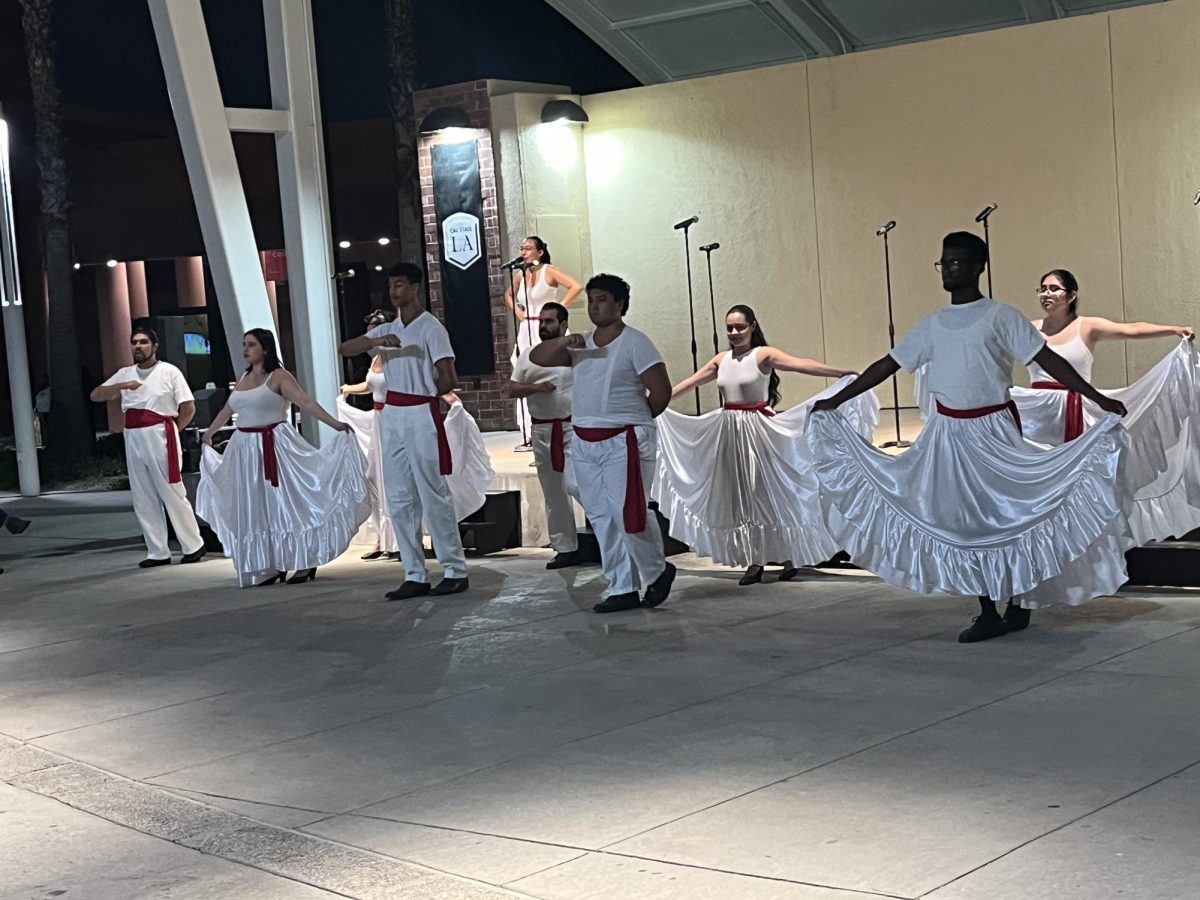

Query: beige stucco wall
[{"left": 572, "top": 0, "right": 1200, "bottom": 410}]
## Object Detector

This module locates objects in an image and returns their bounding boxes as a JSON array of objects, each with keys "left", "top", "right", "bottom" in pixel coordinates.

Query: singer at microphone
[
  {"left": 674, "top": 215, "right": 700, "bottom": 230},
  {"left": 500, "top": 256, "right": 528, "bottom": 270},
  {"left": 975, "top": 203, "right": 998, "bottom": 223}
]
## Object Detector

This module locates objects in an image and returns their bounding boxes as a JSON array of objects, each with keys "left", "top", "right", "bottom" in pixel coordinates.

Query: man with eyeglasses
[{"left": 808, "top": 231, "right": 1129, "bottom": 643}]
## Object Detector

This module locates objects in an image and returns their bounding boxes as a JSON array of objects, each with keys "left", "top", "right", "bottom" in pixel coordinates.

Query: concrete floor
[{"left": 2, "top": 489, "right": 1199, "bottom": 899}]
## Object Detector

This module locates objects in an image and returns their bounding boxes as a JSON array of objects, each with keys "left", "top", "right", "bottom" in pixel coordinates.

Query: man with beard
[
  {"left": 91, "top": 327, "right": 207, "bottom": 567},
  {"left": 510, "top": 301, "right": 581, "bottom": 569}
]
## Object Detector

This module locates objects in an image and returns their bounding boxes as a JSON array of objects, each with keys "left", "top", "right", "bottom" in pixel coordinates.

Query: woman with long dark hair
[
  {"left": 197, "top": 329, "right": 369, "bottom": 587},
  {"left": 1013, "top": 268, "right": 1198, "bottom": 544},
  {"left": 654, "top": 305, "right": 876, "bottom": 585}
]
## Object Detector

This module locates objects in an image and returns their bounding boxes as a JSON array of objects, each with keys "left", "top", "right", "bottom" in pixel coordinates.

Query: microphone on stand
[
  {"left": 500, "top": 256, "right": 529, "bottom": 269},
  {"left": 975, "top": 203, "right": 998, "bottom": 223},
  {"left": 875, "top": 221, "right": 896, "bottom": 236},
  {"left": 1193, "top": 188, "right": 1200, "bottom": 205},
  {"left": 674, "top": 215, "right": 700, "bottom": 230},
  {"left": 699, "top": 242, "right": 719, "bottom": 252}
]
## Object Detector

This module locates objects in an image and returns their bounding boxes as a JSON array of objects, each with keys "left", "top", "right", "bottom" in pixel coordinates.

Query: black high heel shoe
[
  {"left": 286, "top": 567, "right": 317, "bottom": 584},
  {"left": 738, "top": 565, "right": 763, "bottom": 586},
  {"left": 259, "top": 571, "right": 287, "bottom": 586}
]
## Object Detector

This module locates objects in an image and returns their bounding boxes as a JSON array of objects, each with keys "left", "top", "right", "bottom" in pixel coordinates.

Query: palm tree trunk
[
  {"left": 382, "top": 0, "right": 424, "bottom": 271},
  {"left": 19, "top": 0, "right": 92, "bottom": 471}
]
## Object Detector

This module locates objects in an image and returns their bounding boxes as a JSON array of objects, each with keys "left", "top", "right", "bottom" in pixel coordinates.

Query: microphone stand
[
  {"left": 700, "top": 243, "right": 720, "bottom": 359},
  {"left": 502, "top": 259, "right": 531, "bottom": 446},
  {"left": 678, "top": 220, "right": 701, "bottom": 415},
  {"left": 876, "top": 221, "right": 910, "bottom": 449},
  {"left": 976, "top": 204, "right": 997, "bottom": 297}
]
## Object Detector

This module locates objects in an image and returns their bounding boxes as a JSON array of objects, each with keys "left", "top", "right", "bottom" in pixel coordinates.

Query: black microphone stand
[
  {"left": 876, "top": 221, "right": 910, "bottom": 449},
  {"left": 502, "top": 258, "right": 532, "bottom": 446},
  {"left": 976, "top": 203, "right": 997, "bottom": 296},
  {"left": 678, "top": 220, "right": 701, "bottom": 415},
  {"left": 700, "top": 243, "right": 720, "bottom": 359}
]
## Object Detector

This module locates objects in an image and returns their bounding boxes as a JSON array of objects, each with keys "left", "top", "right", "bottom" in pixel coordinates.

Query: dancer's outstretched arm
[
  {"left": 1084, "top": 317, "right": 1194, "bottom": 343},
  {"left": 276, "top": 370, "right": 353, "bottom": 432},
  {"left": 810, "top": 355, "right": 899, "bottom": 412},
  {"left": 761, "top": 348, "right": 855, "bottom": 378},
  {"left": 1030, "top": 346, "right": 1126, "bottom": 416},
  {"left": 670, "top": 354, "right": 720, "bottom": 399}
]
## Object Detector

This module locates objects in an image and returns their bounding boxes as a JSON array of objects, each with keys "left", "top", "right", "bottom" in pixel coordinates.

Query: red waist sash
[
  {"left": 531, "top": 415, "right": 571, "bottom": 472},
  {"left": 124, "top": 409, "right": 181, "bottom": 484},
  {"left": 237, "top": 423, "right": 280, "bottom": 487},
  {"left": 936, "top": 399, "right": 1022, "bottom": 434},
  {"left": 574, "top": 425, "right": 646, "bottom": 533},
  {"left": 371, "top": 401, "right": 384, "bottom": 411},
  {"left": 723, "top": 402, "right": 775, "bottom": 417},
  {"left": 385, "top": 391, "right": 452, "bottom": 475},
  {"left": 1030, "top": 381, "right": 1084, "bottom": 442}
]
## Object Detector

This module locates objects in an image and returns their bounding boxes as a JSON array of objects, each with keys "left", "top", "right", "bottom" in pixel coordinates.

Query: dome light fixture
[
  {"left": 418, "top": 106, "right": 472, "bottom": 134},
  {"left": 540, "top": 99, "right": 589, "bottom": 125}
]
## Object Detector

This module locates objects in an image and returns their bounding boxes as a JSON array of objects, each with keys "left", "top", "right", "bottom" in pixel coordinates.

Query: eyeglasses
[
  {"left": 726, "top": 324, "right": 751, "bottom": 333},
  {"left": 1036, "top": 285, "right": 1066, "bottom": 295},
  {"left": 933, "top": 260, "right": 969, "bottom": 272}
]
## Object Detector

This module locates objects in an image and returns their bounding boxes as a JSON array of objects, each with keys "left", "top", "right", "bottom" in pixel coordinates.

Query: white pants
[
  {"left": 380, "top": 404, "right": 467, "bottom": 583},
  {"left": 126, "top": 422, "right": 204, "bottom": 559},
  {"left": 532, "top": 421, "right": 578, "bottom": 553},
  {"left": 571, "top": 425, "right": 665, "bottom": 595}
]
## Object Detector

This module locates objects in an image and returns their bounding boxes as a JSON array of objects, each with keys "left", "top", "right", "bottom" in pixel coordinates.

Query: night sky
[{"left": 50, "top": 0, "right": 638, "bottom": 121}]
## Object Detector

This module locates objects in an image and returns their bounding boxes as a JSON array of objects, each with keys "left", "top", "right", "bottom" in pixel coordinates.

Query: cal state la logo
[{"left": 442, "top": 212, "right": 482, "bottom": 271}]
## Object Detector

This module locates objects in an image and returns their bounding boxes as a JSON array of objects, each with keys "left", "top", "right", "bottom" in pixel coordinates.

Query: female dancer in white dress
[
  {"left": 504, "top": 236, "right": 582, "bottom": 447},
  {"left": 655, "top": 305, "right": 877, "bottom": 585},
  {"left": 198, "top": 329, "right": 370, "bottom": 587},
  {"left": 338, "top": 314, "right": 494, "bottom": 554},
  {"left": 1014, "top": 268, "right": 1198, "bottom": 544}
]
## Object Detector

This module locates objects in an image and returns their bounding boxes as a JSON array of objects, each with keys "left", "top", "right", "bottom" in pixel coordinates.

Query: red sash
[
  {"left": 936, "top": 399, "right": 1022, "bottom": 434},
  {"left": 723, "top": 402, "right": 775, "bottom": 417},
  {"left": 237, "top": 423, "right": 280, "bottom": 487},
  {"left": 1031, "top": 381, "right": 1084, "bottom": 442},
  {"left": 385, "top": 391, "right": 452, "bottom": 475},
  {"left": 531, "top": 415, "right": 571, "bottom": 472},
  {"left": 574, "top": 425, "right": 646, "bottom": 533},
  {"left": 372, "top": 401, "right": 384, "bottom": 411},
  {"left": 124, "top": 409, "right": 181, "bottom": 484}
]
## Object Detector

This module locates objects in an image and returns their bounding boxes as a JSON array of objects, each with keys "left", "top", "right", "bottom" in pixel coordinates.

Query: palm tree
[
  {"left": 382, "top": 0, "right": 424, "bottom": 272},
  {"left": 19, "top": 0, "right": 93, "bottom": 471}
]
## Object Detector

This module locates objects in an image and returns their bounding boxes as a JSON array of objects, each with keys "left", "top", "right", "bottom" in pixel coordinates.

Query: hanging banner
[{"left": 431, "top": 140, "right": 494, "bottom": 375}]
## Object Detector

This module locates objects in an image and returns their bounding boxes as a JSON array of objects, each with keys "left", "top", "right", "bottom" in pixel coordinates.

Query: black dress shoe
[
  {"left": 382, "top": 551, "right": 401, "bottom": 560},
  {"left": 642, "top": 562, "right": 677, "bottom": 608},
  {"left": 958, "top": 614, "right": 1007, "bottom": 643},
  {"left": 593, "top": 592, "right": 642, "bottom": 614},
  {"left": 180, "top": 547, "right": 207, "bottom": 564},
  {"left": 138, "top": 558, "right": 171, "bottom": 569},
  {"left": 738, "top": 565, "right": 763, "bottom": 586},
  {"left": 777, "top": 564, "right": 800, "bottom": 581},
  {"left": 1003, "top": 603, "right": 1031, "bottom": 633},
  {"left": 385, "top": 580, "right": 431, "bottom": 601},
  {"left": 4, "top": 515, "right": 31, "bottom": 535},
  {"left": 361, "top": 549, "right": 384, "bottom": 561},
  {"left": 546, "top": 550, "right": 582, "bottom": 570},
  {"left": 431, "top": 576, "right": 469, "bottom": 596}
]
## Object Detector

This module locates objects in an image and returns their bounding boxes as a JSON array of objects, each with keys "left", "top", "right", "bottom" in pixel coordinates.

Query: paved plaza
[{"left": 2, "top": 489, "right": 1199, "bottom": 899}]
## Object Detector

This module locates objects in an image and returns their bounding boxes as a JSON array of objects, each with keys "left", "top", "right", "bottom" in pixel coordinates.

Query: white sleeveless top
[
  {"left": 515, "top": 265, "right": 558, "bottom": 318},
  {"left": 1028, "top": 320, "right": 1092, "bottom": 383},
  {"left": 366, "top": 369, "right": 387, "bottom": 404},
  {"left": 230, "top": 377, "right": 289, "bottom": 428},
  {"left": 718, "top": 348, "right": 770, "bottom": 404}
]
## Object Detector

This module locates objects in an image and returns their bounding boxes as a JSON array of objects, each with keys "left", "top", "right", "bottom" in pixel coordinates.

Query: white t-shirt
[
  {"left": 891, "top": 298, "right": 1045, "bottom": 409},
  {"left": 511, "top": 347, "right": 573, "bottom": 421},
  {"left": 101, "top": 361, "right": 193, "bottom": 415},
  {"left": 367, "top": 311, "right": 455, "bottom": 397},
  {"left": 569, "top": 326, "right": 663, "bottom": 428}
]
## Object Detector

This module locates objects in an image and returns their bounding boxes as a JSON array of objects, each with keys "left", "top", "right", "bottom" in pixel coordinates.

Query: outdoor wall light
[
  {"left": 418, "top": 106, "right": 472, "bottom": 134},
  {"left": 337, "top": 240, "right": 351, "bottom": 249},
  {"left": 540, "top": 99, "right": 589, "bottom": 125},
  {"left": 105, "top": 258, "right": 118, "bottom": 268},
  {"left": 377, "top": 237, "right": 390, "bottom": 246}
]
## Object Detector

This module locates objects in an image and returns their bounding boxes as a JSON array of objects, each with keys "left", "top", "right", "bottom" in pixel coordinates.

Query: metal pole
[{"left": 0, "top": 114, "right": 41, "bottom": 496}]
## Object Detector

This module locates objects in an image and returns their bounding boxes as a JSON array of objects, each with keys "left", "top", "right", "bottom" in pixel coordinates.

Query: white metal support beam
[
  {"left": 263, "top": 0, "right": 340, "bottom": 446},
  {"left": 766, "top": 0, "right": 851, "bottom": 55},
  {"left": 148, "top": 0, "right": 277, "bottom": 380},
  {"left": 1018, "top": 0, "right": 1065, "bottom": 22}
]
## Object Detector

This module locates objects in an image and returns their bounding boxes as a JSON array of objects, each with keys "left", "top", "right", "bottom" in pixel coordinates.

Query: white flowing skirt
[
  {"left": 197, "top": 426, "right": 371, "bottom": 587},
  {"left": 653, "top": 376, "right": 880, "bottom": 567},
  {"left": 335, "top": 398, "right": 493, "bottom": 528},
  {"left": 806, "top": 408, "right": 1133, "bottom": 608},
  {"left": 1011, "top": 340, "right": 1200, "bottom": 545}
]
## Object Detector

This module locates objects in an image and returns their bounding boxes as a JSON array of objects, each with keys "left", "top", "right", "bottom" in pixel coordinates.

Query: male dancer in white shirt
[
  {"left": 809, "top": 232, "right": 1128, "bottom": 642},
  {"left": 531, "top": 274, "right": 675, "bottom": 613},
  {"left": 90, "top": 327, "right": 207, "bottom": 568},
  {"left": 510, "top": 301, "right": 581, "bottom": 569},
  {"left": 339, "top": 262, "right": 468, "bottom": 600}
]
